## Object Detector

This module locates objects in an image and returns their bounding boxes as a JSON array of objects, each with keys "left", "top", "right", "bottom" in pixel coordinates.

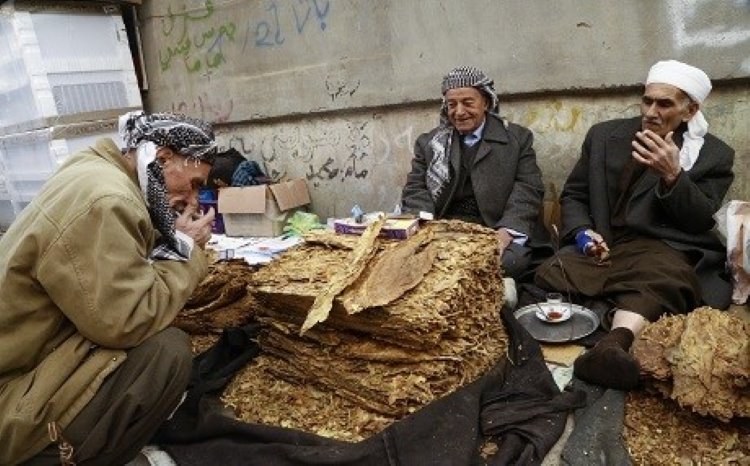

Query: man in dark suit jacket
[
  {"left": 401, "top": 66, "right": 545, "bottom": 281},
  {"left": 535, "top": 60, "right": 734, "bottom": 390}
]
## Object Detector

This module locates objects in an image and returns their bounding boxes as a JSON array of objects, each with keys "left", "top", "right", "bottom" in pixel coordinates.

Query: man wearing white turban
[{"left": 535, "top": 60, "right": 735, "bottom": 390}]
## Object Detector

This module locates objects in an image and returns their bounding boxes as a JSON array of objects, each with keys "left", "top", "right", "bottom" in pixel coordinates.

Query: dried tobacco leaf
[
  {"left": 624, "top": 391, "right": 750, "bottom": 464},
  {"left": 176, "top": 259, "right": 260, "bottom": 333},
  {"left": 301, "top": 217, "right": 385, "bottom": 334},
  {"left": 634, "top": 307, "right": 750, "bottom": 421},
  {"left": 339, "top": 229, "right": 436, "bottom": 313},
  {"left": 224, "top": 221, "right": 508, "bottom": 440}
]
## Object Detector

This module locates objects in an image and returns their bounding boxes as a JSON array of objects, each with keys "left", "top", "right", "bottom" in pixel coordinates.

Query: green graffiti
[
  {"left": 186, "top": 58, "right": 202, "bottom": 73},
  {"left": 161, "top": 0, "right": 215, "bottom": 37},
  {"left": 206, "top": 51, "right": 225, "bottom": 69},
  {"left": 159, "top": 36, "right": 191, "bottom": 72},
  {"left": 158, "top": 1, "right": 235, "bottom": 74}
]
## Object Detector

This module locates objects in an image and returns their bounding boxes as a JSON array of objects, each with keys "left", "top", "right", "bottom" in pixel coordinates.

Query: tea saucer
[{"left": 534, "top": 304, "right": 572, "bottom": 323}]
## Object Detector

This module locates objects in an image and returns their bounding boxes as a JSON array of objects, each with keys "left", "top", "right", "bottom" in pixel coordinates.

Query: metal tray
[{"left": 514, "top": 302, "right": 600, "bottom": 343}]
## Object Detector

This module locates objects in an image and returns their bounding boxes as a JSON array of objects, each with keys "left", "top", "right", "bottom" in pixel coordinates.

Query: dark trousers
[
  {"left": 24, "top": 328, "right": 192, "bottom": 466},
  {"left": 501, "top": 243, "right": 533, "bottom": 280},
  {"left": 534, "top": 237, "right": 701, "bottom": 321}
]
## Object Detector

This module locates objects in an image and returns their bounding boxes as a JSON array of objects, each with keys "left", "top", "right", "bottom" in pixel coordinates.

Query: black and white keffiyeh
[
  {"left": 120, "top": 111, "right": 217, "bottom": 161},
  {"left": 426, "top": 66, "right": 500, "bottom": 201},
  {"left": 119, "top": 111, "right": 217, "bottom": 261}
]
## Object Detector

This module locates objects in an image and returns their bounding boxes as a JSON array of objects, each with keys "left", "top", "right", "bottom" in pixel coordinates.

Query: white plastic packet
[{"left": 715, "top": 200, "right": 750, "bottom": 304}]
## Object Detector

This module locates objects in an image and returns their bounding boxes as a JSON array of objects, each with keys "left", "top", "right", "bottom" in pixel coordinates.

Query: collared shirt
[{"left": 461, "top": 120, "right": 485, "bottom": 147}]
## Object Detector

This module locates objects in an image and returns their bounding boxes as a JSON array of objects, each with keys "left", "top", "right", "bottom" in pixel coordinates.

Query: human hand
[
  {"left": 575, "top": 229, "right": 610, "bottom": 261},
  {"left": 496, "top": 228, "right": 513, "bottom": 256},
  {"left": 175, "top": 207, "right": 215, "bottom": 248},
  {"left": 631, "top": 130, "right": 681, "bottom": 187}
]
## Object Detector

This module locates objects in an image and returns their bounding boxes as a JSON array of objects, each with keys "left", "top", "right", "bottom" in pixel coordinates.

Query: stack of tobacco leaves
[
  {"left": 624, "top": 391, "right": 749, "bottom": 464},
  {"left": 175, "top": 258, "right": 261, "bottom": 353},
  {"left": 222, "top": 220, "right": 508, "bottom": 440},
  {"left": 625, "top": 307, "right": 750, "bottom": 463},
  {"left": 632, "top": 307, "right": 750, "bottom": 421}
]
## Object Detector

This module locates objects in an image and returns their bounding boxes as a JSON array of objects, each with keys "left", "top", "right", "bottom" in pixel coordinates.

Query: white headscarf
[{"left": 645, "top": 60, "right": 712, "bottom": 171}]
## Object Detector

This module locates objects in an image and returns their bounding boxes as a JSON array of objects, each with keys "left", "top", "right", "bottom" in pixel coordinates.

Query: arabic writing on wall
[
  {"left": 217, "top": 119, "right": 416, "bottom": 191},
  {"left": 158, "top": 0, "right": 332, "bottom": 74}
]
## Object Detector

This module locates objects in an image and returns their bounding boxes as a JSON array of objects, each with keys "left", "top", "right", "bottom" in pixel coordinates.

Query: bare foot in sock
[{"left": 574, "top": 327, "right": 640, "bottom": 390}]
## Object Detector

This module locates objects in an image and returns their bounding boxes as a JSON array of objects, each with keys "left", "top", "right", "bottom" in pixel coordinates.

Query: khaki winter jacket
[{"left": 0, "top": 138, "right": 208, "bottom": 463}]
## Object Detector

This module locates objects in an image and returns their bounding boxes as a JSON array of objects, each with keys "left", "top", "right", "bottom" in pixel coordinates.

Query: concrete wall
[
  {"left": 209, "top": 86, "right": 749, "bottom": 219},
  {"left": 138, "top": 0, "right": 750, "bottom": 219}
]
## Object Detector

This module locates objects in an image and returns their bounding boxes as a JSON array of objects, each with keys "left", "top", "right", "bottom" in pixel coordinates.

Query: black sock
[
  {"left": 600, "top": 327, "right": 635, "bottom": 351},
  {"left": 574, "top": 328, "right": 640, "bottom": 390}
]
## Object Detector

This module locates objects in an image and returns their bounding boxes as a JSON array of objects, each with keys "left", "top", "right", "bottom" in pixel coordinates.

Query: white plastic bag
[{"left": 715, "top": 201, "right": 750, "bottom": 304}]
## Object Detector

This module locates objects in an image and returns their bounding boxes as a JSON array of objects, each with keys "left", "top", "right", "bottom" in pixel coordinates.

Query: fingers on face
[
  {"left": 631, "top": 140, "right": 654, "bottom": 164},
  {"left": 176, "top": 207, "right": 193, "bottom": 220},
  {"left": 636, "top": 130, "right": 663, "bottom": 149},
  {"left": 200, "top": 210, "right": 215, "bottom": 226},
  {"left": 632, "top": 150, "right": 651, "bottom": 165}
]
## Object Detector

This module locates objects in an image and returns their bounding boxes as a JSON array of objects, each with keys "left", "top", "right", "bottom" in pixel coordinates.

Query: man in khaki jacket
[{"left": 0, "top": 112, "right": 226, "bottom": 464}]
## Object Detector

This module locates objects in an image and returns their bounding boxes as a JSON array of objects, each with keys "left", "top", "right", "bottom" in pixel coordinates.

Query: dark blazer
[
  {"left": 560, "top": 116, "right": 735, "bottom": 308},
  {"left": 401, "top": 113, "right": 545, "bottom": 239}
]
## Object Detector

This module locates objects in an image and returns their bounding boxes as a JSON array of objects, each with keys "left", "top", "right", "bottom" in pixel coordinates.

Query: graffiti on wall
[
  {"left": 217, "top": 118, "right": 418, "bottom": 190},
  {"left": 248, "top": 0, "right": 330, "bottom": 49},
  {"left": 667, "top": 0, "right": 750, "bottom": 72},
  {"left": 170, "top": 93, "right": 234, "bottom": 123},
  {"left": 517, "top": 101, "right": 585, "bottom": 133},
  {"left": 378, "top": 126, "right": 414, "bottom": 162},
  {"left": 668, "top": 0, "right": 750, "bottom": 49},
  {"left": 158, "top": 0, "right": 332, "bottom": 74},
  {"left": 158, "top": 1, "right": 237, "bottom": 74},
  {"left": 325, "top": 72, "right": 360, "bottom": 102}
]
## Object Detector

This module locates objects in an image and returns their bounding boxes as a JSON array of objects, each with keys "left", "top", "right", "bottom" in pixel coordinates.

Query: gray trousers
[{"left": 24, "top": 327, "right": 192, "bottom": 466}]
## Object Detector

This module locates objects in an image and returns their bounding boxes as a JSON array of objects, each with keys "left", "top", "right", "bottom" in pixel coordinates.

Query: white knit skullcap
[{"left": 645, "top": 60, "right": 712, "bottom": 171}]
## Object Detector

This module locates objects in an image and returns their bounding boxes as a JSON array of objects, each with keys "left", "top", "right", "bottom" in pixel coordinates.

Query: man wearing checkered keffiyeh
[
  {"left": 426, "top": 66, "right": 500, "bottom": 201},
  {"left": 119, "top": 111, "right": 219, "bottom": 261},
  {"left": 0, "top": 109, "right": 249, "bottom": 464},
  {"left": 400, "top": 66, "right": 546, "bottom": 281}
]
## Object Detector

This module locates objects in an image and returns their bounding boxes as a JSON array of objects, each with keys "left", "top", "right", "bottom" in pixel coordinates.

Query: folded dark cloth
[
  {"left": 481, "top": 306, "right": 587, "bottom": 464},
  {"left": 154, "top": 308, "right": 586, "bottom": 465}
]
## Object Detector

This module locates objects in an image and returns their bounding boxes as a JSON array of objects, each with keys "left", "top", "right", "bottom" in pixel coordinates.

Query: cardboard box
[
  {"left": 333, "top": 217, "right": 420, "bottom": 240},
  {"left": 218, "top": 179, "right": 311, "bottom": 237}
]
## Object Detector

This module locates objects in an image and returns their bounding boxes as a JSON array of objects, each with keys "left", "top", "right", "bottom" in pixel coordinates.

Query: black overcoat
[{"left": 560, "top": 116, "right": 735, "bottom": 308}]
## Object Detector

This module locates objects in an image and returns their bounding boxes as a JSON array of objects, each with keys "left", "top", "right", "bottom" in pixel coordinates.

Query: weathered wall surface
[
  {"left": 138, "top": 0, "right": 750, "bottom": 218},
  {"left": 141, "top": 0, "right": 750, "bottom": 121},
  {"left": 211, "top": 87, "right": 749, "bottom": 219}
]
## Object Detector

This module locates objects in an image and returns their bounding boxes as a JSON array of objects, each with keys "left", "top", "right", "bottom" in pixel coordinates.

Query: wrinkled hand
[
  {"left": 632, "top": 130, "right": 681, "bottom": 187},
  {"left": 175, "top": 207, "right": 215, "bottom": 248},
  {"left": 496, "top": 228, "right": 513, "bottom": 256},
  {"left": 583, "top": 229, "right": 610, "bottom": 262}
]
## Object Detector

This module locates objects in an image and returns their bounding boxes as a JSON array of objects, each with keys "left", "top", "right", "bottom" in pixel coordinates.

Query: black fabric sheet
[{"left": 155, "top": 307, "right": 586, "bottom": 465}]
